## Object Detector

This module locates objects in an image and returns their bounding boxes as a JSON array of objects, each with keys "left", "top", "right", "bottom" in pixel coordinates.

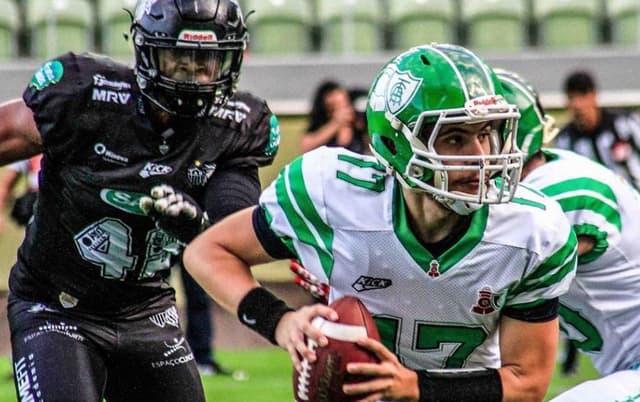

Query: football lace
[{"left": 296, "top": 338, "right": 317, "bottom": 401}]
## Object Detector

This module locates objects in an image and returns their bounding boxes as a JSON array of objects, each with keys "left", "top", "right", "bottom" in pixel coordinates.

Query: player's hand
[
  {"left": 343, "top": 337, "right": 420, "bottom": 402},
  {"left": 274, "top": 304, "right": 338, "bottom": 372},
  {"left": 139, "top": 184, "right": 209, "bottom": 244},
  {"left": 290, "top": 259, "right": 329, "bottom": 304}
]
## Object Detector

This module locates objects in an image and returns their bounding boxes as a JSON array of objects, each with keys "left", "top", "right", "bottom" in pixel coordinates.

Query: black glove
[{"left": 140, "top": 184, "right": 210, "bottom": 244}]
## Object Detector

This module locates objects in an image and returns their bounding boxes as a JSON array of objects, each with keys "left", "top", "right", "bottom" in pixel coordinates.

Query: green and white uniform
[
  {"left": 524, "top": 148, "right": 640, "bottom": 375},
  {"left": 260, "top": 146, "right": 577, "bottom": 370}
]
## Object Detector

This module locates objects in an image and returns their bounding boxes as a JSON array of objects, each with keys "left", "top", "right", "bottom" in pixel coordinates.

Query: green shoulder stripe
[
  {"left": 541, "top": 178, "right": 621, "bottom": 231},
  {"left": 274, "top": 157, "right": 335, "bottom": 278},
  {"left": 512, "top": 229, "right": 577, "bottom": 295}
]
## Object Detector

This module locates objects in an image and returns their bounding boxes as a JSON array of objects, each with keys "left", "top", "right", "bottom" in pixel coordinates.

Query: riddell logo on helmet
[
  {"left": 470, "top": 96, "right": 500, "bottom": 106},
  {"left": 178, "top": 30, "right": 217, "bottom": 42}
]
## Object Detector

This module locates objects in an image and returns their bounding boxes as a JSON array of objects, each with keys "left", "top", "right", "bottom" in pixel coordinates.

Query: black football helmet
[{"left": 131, "top": 0, "right": 247, "bottom": 117}]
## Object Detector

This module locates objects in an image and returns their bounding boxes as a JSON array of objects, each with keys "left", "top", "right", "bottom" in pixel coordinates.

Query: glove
[
  {"left": 290, "top": 259, "right": 329, "bottom": 304},
  {"left": 139, "top": 184, "right": 210, "bottom": 244}
]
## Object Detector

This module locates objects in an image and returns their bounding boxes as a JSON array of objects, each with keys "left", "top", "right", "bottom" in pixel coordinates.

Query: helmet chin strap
[
  {"left": 430, "top": 169, "right": 482, "bottom": 215},
  {"left": 434, "top": 195, "right": 482, "bottom": 216}
]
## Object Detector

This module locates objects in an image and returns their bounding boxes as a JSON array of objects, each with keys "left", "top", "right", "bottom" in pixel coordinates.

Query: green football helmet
[
  {"left": 494, "top": 68, "right": 559, "bottom": 162},
  {"left": 367, "top": 44, "right": 523, "bottom": 215}
]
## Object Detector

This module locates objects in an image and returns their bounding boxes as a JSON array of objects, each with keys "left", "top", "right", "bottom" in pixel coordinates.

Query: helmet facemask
[
  {"left": 389, "top": 95, "right": 523, "bottom": 214},
  {"left": 131, "top": 0, "right": 248, "bottom": 118},
  {"left": 134, "top": 30, "right": 245, "bottom": 117}
]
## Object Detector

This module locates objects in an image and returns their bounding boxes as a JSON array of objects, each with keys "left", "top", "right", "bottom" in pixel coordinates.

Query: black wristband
[
  {"left": 417, "top": 368, "right": 503, "bottom": 402},
  {"left": 236, "top": 287, "right": 294, "bottom": 345}
]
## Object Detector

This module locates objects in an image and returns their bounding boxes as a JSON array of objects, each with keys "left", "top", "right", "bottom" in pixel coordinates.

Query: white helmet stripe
[{"left": 428, "top": 45, "right": 470, "bottom": 101}]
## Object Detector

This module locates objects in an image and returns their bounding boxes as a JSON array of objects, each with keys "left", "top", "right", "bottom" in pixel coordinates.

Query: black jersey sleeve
[
  {"left": 203, "top": 166, "right": 261, "bottom": 224},
  {"left": 22, "top": 53, "right": 85, "bottom": 159},
  {"left": 22, "top": 52, "right": 133, "bottom": 163},
  {"left": 216, "top": 91, "right": 280, "bottom": 170}
]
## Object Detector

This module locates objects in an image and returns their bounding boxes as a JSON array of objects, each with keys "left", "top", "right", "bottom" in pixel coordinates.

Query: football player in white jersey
[
  {"left": 496, "top": 69, "right": 640, "bottom": 402},
  {"left": 183, "top": 44, "right": 578, "bottom": 402}
]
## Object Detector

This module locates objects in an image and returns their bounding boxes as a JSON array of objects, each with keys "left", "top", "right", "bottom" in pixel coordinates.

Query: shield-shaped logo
[
  {"left": 187, "top": 161, "right": 217, "bottom": 187},
  {"left": 386, "top": 67, "right": 422, "bottom": 115}
]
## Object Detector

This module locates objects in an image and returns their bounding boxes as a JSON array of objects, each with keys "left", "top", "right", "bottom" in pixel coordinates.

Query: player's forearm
[
  {"left": 183, "top": 207, "right": 274, "bottom": 313},
  {"left": 183, "top": 232, "right": 259, "bottom": 314},
  {"left": 498, "top": 365, "right": 550, "bottom": 402}
]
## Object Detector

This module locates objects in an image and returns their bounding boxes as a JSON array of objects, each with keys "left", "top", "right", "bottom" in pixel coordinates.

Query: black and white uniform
[{"left": 8, "top": 52, "right": 278, "bottom": 402}]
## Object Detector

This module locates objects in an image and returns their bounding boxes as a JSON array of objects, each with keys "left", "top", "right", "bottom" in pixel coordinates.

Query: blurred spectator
[
  {"left": 0, "top": 154, "right": 41, "bottom": 232},
  {"left": 301, "top": 80, "right": 369, "bottom": 154},
  {"left": 555, "top": 70, "right": 640, "bottom": 189}
]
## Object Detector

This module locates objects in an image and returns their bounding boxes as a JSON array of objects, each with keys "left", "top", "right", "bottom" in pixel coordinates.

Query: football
[{"left": 292, "top": 295, "right": 381, "bottom": 402}]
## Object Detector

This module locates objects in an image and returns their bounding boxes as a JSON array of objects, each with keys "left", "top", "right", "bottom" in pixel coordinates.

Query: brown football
[{"left": 292, "top": 295, "right": 381, "bottom": 402}]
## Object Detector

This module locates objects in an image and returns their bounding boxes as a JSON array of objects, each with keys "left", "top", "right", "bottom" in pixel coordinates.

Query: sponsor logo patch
[
  {"left": 14, "top": 354, "right": 42, "bottom": 401},
  {"left": 151, "top": 337, "right": 194, "bottom": 369},
  {"left": 100, "top": 189, "right": 147, "bottom": 216},
  {"left": 149, "top": 306, "right": 180, "bottom": 329},
  {"left": 30, "top": 60, "right": 64, "bottom": 90},
  {"left": 212, "top": 99, "right": 250, "bottom": 123},
  {"left": 265, "top": 114, "right": 280, "bottom": 157},
  {"left": 92, "top": 88, "right": 131, "bottom": 105},
  {"left": 178, "top": 30, "right": 217, "bottom": 42},
  {"left": 93, "top": 74, "right": 131, "bottom": 90},
  {"left": 139, "top": 162, "right": 173, "bottom": 178},
  {"left": 351, "top": 275, "right": 392, "bottom": 292},
  {"left": 94, "top": 142, "right": 129, "bottom": 166}
]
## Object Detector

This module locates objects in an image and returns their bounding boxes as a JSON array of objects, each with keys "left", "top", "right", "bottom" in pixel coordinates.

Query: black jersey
[{"left": 9, "top": 52, "right": 278, "bottom": 315}]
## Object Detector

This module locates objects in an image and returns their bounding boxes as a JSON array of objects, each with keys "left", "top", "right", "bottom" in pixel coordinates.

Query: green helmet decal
[
  {"left": 495, "top": 68, "right": 559, "bottom": 161},
  {"left": 367, "top": 44, "right": 523, "bottom": 215}
]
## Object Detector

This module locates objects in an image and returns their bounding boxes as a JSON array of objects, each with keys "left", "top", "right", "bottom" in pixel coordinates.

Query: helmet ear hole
[{"left": 382, "top": 137, "right": 397, "bottom": 155}]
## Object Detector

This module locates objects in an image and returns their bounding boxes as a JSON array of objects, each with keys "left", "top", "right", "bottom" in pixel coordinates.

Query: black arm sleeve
[
  {"left": 502, "top": 297, "right": 559, "bottom": 322},
  {"left": 203, "top": 166, "right": 261, "bottom": 225},
  {"left": 252, "top": 206, "right": 296, "bottom": 259}
]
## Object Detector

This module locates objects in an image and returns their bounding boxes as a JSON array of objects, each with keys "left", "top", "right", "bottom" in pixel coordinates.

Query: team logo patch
[
  {"left": 427, "top": 260, "right": 440, "bottom": 278},
  {"left": 100, "top": 189, "right": 147, "bottom": 216},
  {"left": 139, "top": 162, "right": 173, "bottom": 178},
  {"left": 187, "top": 161, "right": 216, "bottom": 187},
  {"left": 352, "top": 276, "right": 392, "bottom": 292},
  {"left": 29, "top": 60, "right": 64, "bottom": 90},
  {"left": 58, "top": 291, "right": 79, "bottom": 309},
  {"left": 471, "top": 286, "right": 504, "bottom": 315},
  {"left": 264, "top": 114, "right": 280, "bottom": 157}
]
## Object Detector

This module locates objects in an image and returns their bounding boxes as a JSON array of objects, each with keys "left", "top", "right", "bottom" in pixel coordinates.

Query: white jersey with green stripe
[
  {"left": 260, "top": 146, "right": 576, "bottom": 370},
  {"left": 523, "top": 148, "right": 640, "bottom": 375}
]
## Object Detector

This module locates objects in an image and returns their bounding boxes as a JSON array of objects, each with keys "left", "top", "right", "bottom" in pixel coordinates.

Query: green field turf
[{"left": 0, "top": 347, "right": 600, "bottom": 402}]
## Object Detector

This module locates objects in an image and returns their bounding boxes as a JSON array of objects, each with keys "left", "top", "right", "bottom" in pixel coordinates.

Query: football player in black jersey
[{"left": 0, "top": 1, "right": 280, "bottom": 401}]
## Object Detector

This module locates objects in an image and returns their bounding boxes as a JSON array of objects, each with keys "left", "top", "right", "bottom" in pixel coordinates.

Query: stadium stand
[
  {"left": 388, "top": 0, "right": 456, "bottom": 50},
  {"left": 25, "top": 0, "right": 93, "bottom": 59},
  {"left": 0, "top": 0, "right": 19, "bottom": 59},
  {"left": 244, "top": 0, "right": 313, "bottom": 55},
  {"left": 98, "top": 0, "right": 136, "bottom": 62},
  {"left": 534, "top": 0, "right": 602, "bottom": 49},
  {"left": 318, "top": 0, "right": 383, "bottom": 54},
  {"left": 609, "top": 0, "right": 640, "bottom": 47},
  {"left": 461, "top": 0, "right": 528, "bottom": 51}
]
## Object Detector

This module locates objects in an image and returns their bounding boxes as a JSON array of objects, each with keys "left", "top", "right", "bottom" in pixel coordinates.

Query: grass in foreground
[{"left": 0, "top": 348, "right": 600, "bottom": 402}]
